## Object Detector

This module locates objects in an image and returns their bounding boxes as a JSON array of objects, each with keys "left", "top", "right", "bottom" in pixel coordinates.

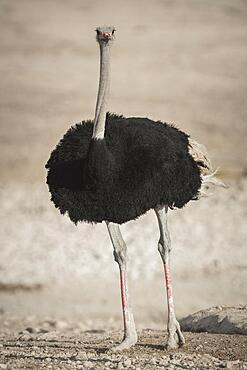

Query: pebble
[
  {"left": 123, "top": 358, "right": 132, "bottom": 367},
  {"left": 25, "top": 326, "right": 36, "bottom": 333},
  {"left": 78, "top": 351, "right": 88, "bottom": 360},
  {"left": 18, "top": 330, "right": 29, "bottom": 335},
  {"left": 18, "top": 334, "right": 32, "bottom": 341},
  {"left": 216, "top": 305, "right": 223, "bottom": 310},
  {"left": 84, "top": 361, "right": 93, "bottom": 368},
  {"left": 196, "top": 344, "right": 203, "bottom": 350},
  {"left": 0, "top": 365, "right": 7, "bottom": 369},
  {"left": 117, "top": 362, "right": 124, "bottom": 369},
  {"left": 226, "top": 360, "right": 240, "bottom": 369},
  {"left": 171, "top": 359, "right": 183, "bottom": 366},
  {"left": 159, "top": 359, "right": 169, "bottom": 366}
]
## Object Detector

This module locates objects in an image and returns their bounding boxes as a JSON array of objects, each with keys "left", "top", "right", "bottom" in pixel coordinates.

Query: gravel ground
[{"left": 0, "top": 316, "right": 246, "bottom": 369}]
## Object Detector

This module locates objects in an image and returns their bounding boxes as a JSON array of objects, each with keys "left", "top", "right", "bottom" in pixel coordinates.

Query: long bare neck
[{"left": 92, "top": 43, "right": 111, "bottom": 139}]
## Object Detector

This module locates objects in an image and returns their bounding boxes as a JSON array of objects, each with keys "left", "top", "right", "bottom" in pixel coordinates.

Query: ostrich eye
[
  {"left": 96, "top": 29, "right": 100, "bottom": 35},
  {"left": 112, "top": 29, "right": 115, "bottom": 35}
]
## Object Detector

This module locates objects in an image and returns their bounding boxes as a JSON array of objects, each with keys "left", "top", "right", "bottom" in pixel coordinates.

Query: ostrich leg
[
  {"left": 106, "top": 222, "right": 138, "bottom": 351},
  {"left": 154, "top": 205, "right": 185, "bottom": 349}
]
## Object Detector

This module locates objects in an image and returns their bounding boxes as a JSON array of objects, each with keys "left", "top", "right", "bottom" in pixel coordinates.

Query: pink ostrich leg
[
  {"left": 155, "top": 205, "right": 185, "bottom": 349},
  {"left": 106, "top": 222, "right": 137, "bottom": 351},
  {"left": 119, "top": 269, "right": 128, "bottom": 332},
  {"left": 164, "top": 263, "right": 174, "bottom": 311}
]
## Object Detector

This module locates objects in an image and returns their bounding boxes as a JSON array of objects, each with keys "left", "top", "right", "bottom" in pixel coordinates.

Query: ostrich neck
[{"left": 92, "top": 43, "right": 111, "bottom": 139}]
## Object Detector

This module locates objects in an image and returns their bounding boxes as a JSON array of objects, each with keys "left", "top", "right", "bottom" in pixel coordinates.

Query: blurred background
[{"left": 0, "top": 0, "right": 246, "bottom": 328}]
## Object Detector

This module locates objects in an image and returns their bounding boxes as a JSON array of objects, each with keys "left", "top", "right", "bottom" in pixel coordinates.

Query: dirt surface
[{"left": 0, "top": 315, "right": 247, "bottom": 369}]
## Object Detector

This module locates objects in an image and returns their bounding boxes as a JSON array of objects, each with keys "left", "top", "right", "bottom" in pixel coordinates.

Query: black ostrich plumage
[{"left": 45, "top": 113, "right": 202, "bottom": 224}]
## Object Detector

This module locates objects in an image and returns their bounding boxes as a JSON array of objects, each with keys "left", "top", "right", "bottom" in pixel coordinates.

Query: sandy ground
[
  {"left": 0, "top": 314, "right": 247, "bottom": 369},
  {"left": 0, "top": 0, "right": 247, "bottom": 368}
]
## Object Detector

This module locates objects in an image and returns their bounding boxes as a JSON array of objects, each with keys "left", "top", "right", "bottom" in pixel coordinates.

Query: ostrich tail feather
[{"left": 188, "top": 138, "right": 227, "bottom": 199}]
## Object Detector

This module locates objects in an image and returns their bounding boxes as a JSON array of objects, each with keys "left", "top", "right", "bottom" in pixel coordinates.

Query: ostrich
[{"left": 46, "top": 26, "right": 224, "bottom": 351}]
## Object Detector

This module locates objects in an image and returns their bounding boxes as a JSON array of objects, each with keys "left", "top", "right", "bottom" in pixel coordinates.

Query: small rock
[
  {"left": 84, "top": 361, "right": 93, "bottom": 368},
  {"left": 18, "top": 334, "right": 32, "bottom": 341},
  {"left": 18, "top": 330, "right": 29, "bottom": 335},
  {"left": 159, "top": 359, "right": 169, "bottom": 366},
  {"left": 117, "top": 362, "right": 124, "bottom": 369},
  {"left": 78, "top": 351, "right": 88, "bottom": 360},
  {"left": 0, "top": 365, "right": 7, "bottom": 369},
  {"left": 226, "top": 360, "right": 240, "bottom": 369},
  {"left": 196, "top": 344, "right": 203, "bottom": 350},
  {"left": 25, "top": 327, "right": 37, "bottom": 333},
  {"left": 171, "top": 359, "right": 182, "bottom": 366},
  {"left": 123, "top": 358, "right": 132, "bottom": 367}
]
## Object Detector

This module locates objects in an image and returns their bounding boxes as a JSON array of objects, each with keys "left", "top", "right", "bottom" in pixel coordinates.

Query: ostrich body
[{"left": 46, "top": 26, "right": 223, "bottom": 351}]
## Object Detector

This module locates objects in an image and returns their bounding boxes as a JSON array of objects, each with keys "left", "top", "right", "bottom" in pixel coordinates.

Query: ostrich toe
[
  {"left": 166, "top": 319, "right": 185, "bottom": 349},
  {"left": 110, "top": 333, "right": 138, "bottom": 352}
]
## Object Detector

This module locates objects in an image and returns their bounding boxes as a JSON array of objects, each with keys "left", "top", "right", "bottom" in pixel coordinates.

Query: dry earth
[{"left": 0, "top": 315, "right": 247, "bottom": 369}]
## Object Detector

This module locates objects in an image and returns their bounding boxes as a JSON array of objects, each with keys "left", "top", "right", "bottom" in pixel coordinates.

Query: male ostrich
[{"left": 46, "top": 26, "right": 224, "bottom": 351}]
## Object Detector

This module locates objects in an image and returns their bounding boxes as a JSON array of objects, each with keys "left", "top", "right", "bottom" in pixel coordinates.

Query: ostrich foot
[
  {"left": 166, "top": 319, "right": 185, "bottom": 350},
  {"left": 110, "top": 333, "right": 138, "bottom": 352}
]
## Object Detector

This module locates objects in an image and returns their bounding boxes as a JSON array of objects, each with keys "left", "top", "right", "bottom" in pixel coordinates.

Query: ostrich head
[{"left": 96, "top": 26, "right": 115, "bottom": 44}]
